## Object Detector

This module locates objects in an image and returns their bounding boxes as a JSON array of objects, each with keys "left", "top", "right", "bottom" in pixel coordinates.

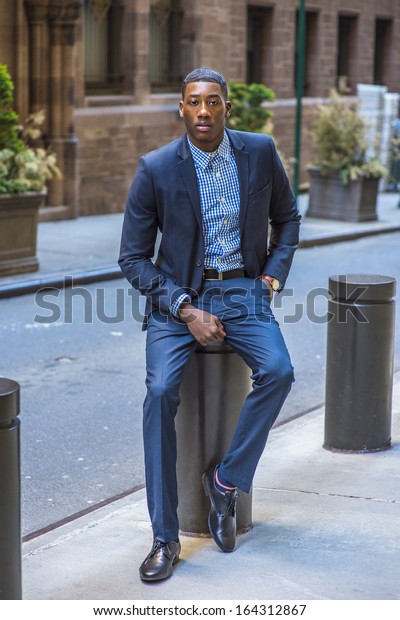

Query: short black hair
[{"left": 181, "top": 68, "right": 228, "bottom": 100}]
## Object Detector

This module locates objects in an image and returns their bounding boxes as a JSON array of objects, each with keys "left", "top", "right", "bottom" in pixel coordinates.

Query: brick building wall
[
  {"left": 1, "top": 0, "right": 400, "bottom": 217},
  {"left": 75, "top": 104, "right": 182, "bottom": 215},
  {"left": 72, "top": 0, "right": 400, "bottom": 216}
]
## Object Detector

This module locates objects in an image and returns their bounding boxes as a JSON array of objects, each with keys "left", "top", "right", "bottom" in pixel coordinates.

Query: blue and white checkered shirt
[{"left": 170, "top": 130, "right": 244, "bottom": 316}]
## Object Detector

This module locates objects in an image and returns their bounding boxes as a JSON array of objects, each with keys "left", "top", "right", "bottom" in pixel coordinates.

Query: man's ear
[
  {"left": 179, "top": 101, "right": 184, "bottom": 117},
  {"left": 225, "top": 100, "right": 232, "bottom": 117}
]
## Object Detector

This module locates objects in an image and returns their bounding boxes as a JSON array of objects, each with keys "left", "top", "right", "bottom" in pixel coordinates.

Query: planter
[
  {"left": 0, "top": 192, "right": 45, "bottom": 276},
  {"left": 307, "top": 167, "right": 379, "bottom": 222}
]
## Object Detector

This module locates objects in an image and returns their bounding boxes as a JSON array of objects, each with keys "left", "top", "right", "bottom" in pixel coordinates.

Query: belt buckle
[{"left": 203, "top": 270, "right": 223, "bottom": 281}]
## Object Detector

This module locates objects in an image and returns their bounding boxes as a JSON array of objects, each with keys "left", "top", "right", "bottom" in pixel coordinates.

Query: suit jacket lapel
[
  {"left": 226, "top": 129, "right": 249, "bottom": 233},
  {"left": 177, "top": 135, "right": 203, "bottom": 231}
]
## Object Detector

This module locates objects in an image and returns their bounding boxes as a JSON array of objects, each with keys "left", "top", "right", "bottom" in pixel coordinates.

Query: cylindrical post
[
  {"left": 0, "top": 379, "right": 22, "bottom": 600},
  {"left": 176, "top": 342, "right": 253, "bottom": 536},
  {"left": 324, "top": 274, "right": 396, "bottom": 452}
]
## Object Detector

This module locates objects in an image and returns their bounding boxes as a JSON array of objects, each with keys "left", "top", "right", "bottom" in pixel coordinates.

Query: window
[
  {"left": 84, "top": 0, "right": 123, "bottom": 95},
  {"left": 337, "top": 15, "right": 358, "bottom": 93},
  {"left": 374, "top": 18, "right": 392, "bottom": 86},
  {"left": 294, "top": 10, "right": 319, "bottom": 97},
  {"left": 246, "top": 6, "right": 274, "bottom": 85},
  {"left": 149, "top": 0, "right": 194, "bottom": 92}
]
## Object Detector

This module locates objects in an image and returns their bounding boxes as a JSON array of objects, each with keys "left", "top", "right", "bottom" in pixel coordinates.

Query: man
[{"left": 119, "top": 68, "right": 301, "bottom": 582}]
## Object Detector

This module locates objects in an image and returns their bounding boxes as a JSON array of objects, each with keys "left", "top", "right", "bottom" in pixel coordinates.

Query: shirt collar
[{"left": 187, "top": 130, "right": 231, "bottom": 170}]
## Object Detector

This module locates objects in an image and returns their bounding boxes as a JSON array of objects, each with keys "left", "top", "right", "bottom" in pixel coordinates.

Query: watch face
[{"left": 272, "top": 279, "right": 280, "bottom": 291}]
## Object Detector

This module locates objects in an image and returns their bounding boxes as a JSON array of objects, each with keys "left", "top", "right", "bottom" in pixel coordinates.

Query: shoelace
[
  {"left": 147, "top": 540, "right": 168, "bottom": 559},
  {"left": 225, "top": 491, "right": 239, "bottom": 517}
]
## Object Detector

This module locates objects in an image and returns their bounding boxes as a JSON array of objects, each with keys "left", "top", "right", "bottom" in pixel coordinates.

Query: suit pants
[{"left": 143, "top": 277, "right": 294, "bottom": 542}]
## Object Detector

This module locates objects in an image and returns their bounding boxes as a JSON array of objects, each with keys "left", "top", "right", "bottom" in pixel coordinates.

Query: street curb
[
  {"left": 1, "top": 225, "right": 400, "bottom": 299},
  {"left": 0, "top": 267, "right": 124, "bottom": 299},
  {"left": 299, "top": 223, "right": 400, "bottom": 248}
]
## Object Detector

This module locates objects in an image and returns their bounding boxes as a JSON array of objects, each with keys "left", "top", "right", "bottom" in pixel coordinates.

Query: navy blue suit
[{"left": 119, "top": 129, "right": 301, "bottom": 542}]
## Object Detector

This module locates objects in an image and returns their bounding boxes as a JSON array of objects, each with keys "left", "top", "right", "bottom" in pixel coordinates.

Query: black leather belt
[{"left": 203, "top": 268, "right": 247, "bottom": 281}]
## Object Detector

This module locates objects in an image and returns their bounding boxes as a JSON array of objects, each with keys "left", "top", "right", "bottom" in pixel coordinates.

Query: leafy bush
[
  {"left": 226, "top": 81, "right": 275, "bottom": 133},
  {"left": 0, "top": 64, "right": 61, "bottom": 194},
  {"left": 225, "top": 80, "right": 293, "bottom": 172},
  {"left": 311, "top": 91, "right": 387, "bottom": 184},
  {"left": 0, "top": 64, "right": 24, "bottom": 153}
]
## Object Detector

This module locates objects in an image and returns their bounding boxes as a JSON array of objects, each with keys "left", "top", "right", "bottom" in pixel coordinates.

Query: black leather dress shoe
[
  {"left": 139, "top": 539, "right": 181, "bottom": 581},
  {"left": 202, "top": 466, "right": 238, "bottom": 552}
]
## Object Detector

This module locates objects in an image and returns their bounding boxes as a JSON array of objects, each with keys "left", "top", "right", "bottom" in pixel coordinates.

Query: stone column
[
  {"left": 25, "top": 0, "right": 82, "bottom": 218},
  {"left": 24, "top": 0, "right": 50, "bottom": 122},
  {"left": 46, "top": 0, "right": 82, "bottom": 217},
  {"left": 132, "top": 0, "right": 151, "bottom": 103}
]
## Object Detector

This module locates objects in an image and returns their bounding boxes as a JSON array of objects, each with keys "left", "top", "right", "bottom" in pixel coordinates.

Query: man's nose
[{"left": 197, "top": 101, "right": 210, "bottom": 117}]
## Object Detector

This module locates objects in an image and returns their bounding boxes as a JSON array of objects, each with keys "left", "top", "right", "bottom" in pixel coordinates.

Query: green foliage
[
  {"left": 311, "top": 91, "right": 387, "bottom": 184},
  {"left": 0, "top": 65, "right": 24, "bottom": 152},
  {"left": 0, "top": 65, "right": 61, "bottom": 194},
  {"left": 0, "top": 149, "right": 30, "bottom": 193},
  {"left": 0, "top": 64, "right": 14, "bottom": 107},
  {"left": 226, "top": 81, "right": 275, "bottom": 133}
]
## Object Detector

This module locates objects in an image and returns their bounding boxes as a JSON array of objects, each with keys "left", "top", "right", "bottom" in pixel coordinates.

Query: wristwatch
[{"left": 261, "top": 275, "right": 281, "bottom": 291}]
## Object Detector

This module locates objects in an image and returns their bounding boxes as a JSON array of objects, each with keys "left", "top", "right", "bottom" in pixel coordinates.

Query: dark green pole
[
  {"left": 294, "top": 0, "right": 306, "bottom": 197},
  {"left": 0, "top": 379, "right": 22, "bottom": 600}
]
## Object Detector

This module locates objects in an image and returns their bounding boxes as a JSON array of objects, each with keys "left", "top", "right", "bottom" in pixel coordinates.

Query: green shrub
[
  {"left": 311, "top": 91, "right": 387, "bottom": 184},
  {"left": 226, "top": 81, "right": 275, "bottom": 133},
  {"left": 0, "top": 64, "right": 61, "bottom": 194},
  {"left": 0, "top": 64, "right": 24, "bottom": 153}
]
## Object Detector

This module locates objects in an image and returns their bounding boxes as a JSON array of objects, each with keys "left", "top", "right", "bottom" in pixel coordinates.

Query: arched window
[
  {"left": 149, "top": 0, "right": 195, "bottom": 92},
  {"left": 84, "top": 0, "right": 123, "bottom": 94}
]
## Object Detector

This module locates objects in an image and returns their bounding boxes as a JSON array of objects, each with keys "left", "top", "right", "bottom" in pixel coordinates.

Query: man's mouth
[{"left": 196, "top": 123, "right": 212, "bottom": 132}]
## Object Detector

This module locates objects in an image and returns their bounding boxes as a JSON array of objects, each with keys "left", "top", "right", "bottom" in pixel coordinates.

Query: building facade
[{"left": 1, "top": 0, "right": 399, "bottom": 218}]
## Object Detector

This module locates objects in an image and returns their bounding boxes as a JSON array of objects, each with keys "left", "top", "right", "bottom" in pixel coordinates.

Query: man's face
[{"left": 179, "top": 81, "right": 231, "bottom": 152}]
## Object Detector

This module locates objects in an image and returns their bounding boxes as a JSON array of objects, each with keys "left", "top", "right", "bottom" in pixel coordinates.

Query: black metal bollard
[
  {"left": 324, "top": 274, "right": 396, "bottom": 453},
  {"left": 0, "top": 379, "right": 22, "bottom": 600},
  {"left": 176, "top": 342, "right": 253, "bottom": 536}
]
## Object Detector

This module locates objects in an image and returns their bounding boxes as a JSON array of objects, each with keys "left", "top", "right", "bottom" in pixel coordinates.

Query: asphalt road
[{"left": 1, "top": 231, "right": 400, "bottom": 536}]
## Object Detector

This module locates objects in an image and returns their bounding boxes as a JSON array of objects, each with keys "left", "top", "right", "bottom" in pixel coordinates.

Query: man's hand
[
  {"left": 260, "top": 275, "right": 274, "bottom": 300},
  {"left": 179, "top": 303, "right": 226, "bottom": 347},
  {"left": 261, "top": 275, "right": 280, "bottom": 300}
]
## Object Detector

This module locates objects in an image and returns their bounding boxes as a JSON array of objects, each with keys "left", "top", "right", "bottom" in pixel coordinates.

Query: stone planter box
[
  {"left": 307, "top": 167, "right": 379, "bottom": 222},
  {"left": 0, "top": 192, "right": 45, "bottom": 276}
]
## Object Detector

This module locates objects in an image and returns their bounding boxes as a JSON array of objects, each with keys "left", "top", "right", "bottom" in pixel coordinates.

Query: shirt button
[
  {"left": 223, "top": 219, "right": 228, "bottom": 225},
  {"left": 196, "top": 259, "right": 202, "bottom": 266},
  {"left": 221, "top": 240, "right": 225, "bottom": 245},
  {"left": 221, "top": 197, "right": 225, "bottom": 202},
  {"left": 216, "top": 172, "right": 221, "bottom": 178}
]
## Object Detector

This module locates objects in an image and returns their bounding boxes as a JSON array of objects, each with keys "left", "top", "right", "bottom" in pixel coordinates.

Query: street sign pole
[{"left": 294, "top": 0, "right": 306, "bottom": 197}]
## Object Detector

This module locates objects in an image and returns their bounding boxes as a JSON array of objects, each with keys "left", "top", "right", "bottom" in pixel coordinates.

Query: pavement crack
[{"left": 255, "top": 485, "right": 400, "bottom": 504}]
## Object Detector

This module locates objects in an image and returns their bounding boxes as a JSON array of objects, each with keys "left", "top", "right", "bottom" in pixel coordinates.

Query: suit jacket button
[{"left": 196, "top": 260, "right": 202, "bottom": 267}]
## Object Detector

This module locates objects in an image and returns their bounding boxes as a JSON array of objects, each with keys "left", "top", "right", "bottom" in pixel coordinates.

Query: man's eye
[
  {"left": 189, "top": 100, "right": 198, "bottom": 106},
  {"left": 209, "top": 100, "right": 217, "bottom": 105}
]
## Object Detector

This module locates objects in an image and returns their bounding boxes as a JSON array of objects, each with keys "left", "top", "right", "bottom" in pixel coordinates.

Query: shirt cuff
[{"left": 170, "top": 293, "right": 191, "bottom": 318}]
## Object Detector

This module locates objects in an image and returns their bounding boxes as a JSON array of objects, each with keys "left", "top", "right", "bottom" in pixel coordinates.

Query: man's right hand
[{"left": 179, "top": 303, "right": 226, "bottom": 347}]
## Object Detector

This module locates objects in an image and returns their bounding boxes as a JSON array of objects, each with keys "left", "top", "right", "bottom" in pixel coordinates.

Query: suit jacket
[{"left": 119, "top": 128, "right": 301, "bottom": 325}]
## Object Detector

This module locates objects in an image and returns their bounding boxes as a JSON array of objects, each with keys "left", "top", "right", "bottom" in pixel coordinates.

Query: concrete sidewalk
[
  {"left": 22, "top": 373, "right": 400, "bottom": 600},
  {"left": 1, "top": 192, "right": 400, "bottom": 297}
]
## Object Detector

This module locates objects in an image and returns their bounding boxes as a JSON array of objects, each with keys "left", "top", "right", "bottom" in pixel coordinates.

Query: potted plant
[
  {"left": 225, "top": 80, "right": 275, "bottom": 133},
  {"left": 226, "top": 80, "right": 294, "bottom": 173},
  {"left": 0, "top": 64, "right": 61, "bottom": 276},
  {"left": 307, "top": 91, "right": 387, "bottom": 222}
]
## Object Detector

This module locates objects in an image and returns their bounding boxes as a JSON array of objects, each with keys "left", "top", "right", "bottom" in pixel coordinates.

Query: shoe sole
[
  {"left": 139, "top": 554, "right": 180, "bottom": 582},
  {"left": 202, "top": 472, "right": 235, "bottom": 553}
]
